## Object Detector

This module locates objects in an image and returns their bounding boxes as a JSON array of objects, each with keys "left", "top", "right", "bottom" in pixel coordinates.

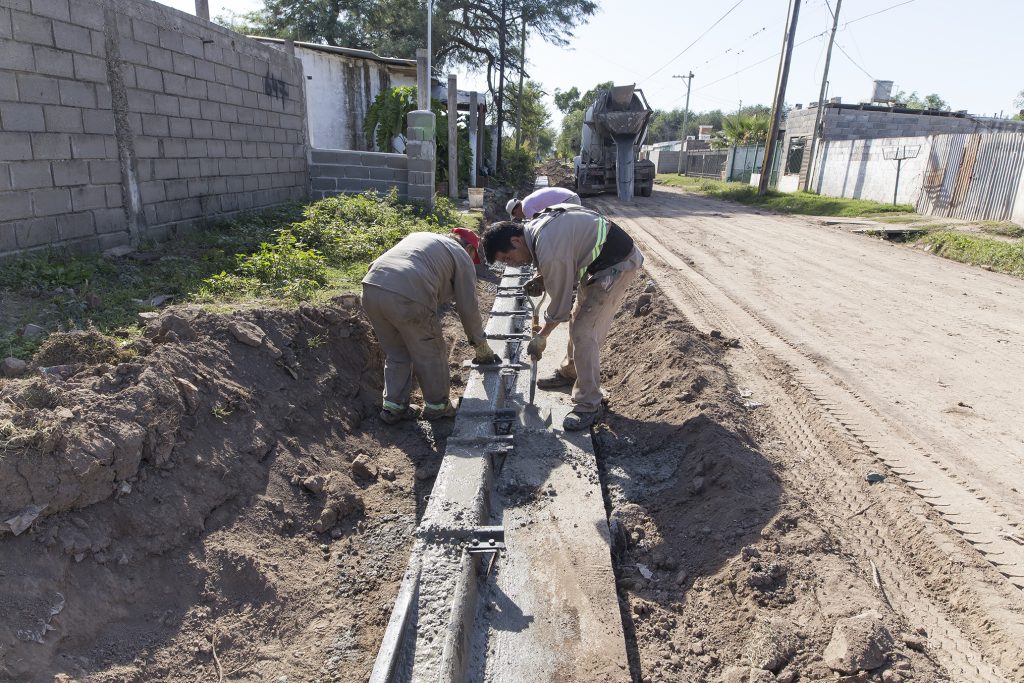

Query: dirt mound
[
  {"left": 595, "top": 278, "right": 946, "bottom": 682},
  {"left": 536, "top": 159, "right": 575, "bottom": 189},
  {"left": 0, "top": 298, "right": 459, "bottom": 683}
]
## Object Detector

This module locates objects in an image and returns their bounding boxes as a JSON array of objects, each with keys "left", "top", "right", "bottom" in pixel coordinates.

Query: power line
[
  {"left": 834, "top": 40, "right": 873, "bottom": 79},
  {"left": 843, "top": 0, "right": 917, "bottom": 29},
  {"left": 694, "top": 30, "right": 828, "bottom": 92},
  {"left": 642, "top": 0, "right": 748, "bottom": 83}
]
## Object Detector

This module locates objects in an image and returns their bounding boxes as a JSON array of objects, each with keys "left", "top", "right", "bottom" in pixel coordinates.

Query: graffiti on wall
[{"left": 264, "top": 71, "right": 289, "bottom": 101}]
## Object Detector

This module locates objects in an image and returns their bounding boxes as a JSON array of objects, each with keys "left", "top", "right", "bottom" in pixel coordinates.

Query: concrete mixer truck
[{"left": 573, "top": 84, "right": 656, "bottom": 201}]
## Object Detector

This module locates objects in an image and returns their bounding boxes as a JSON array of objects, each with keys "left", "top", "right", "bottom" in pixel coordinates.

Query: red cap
[{"left": 452, "top": 227, "right": 481, "bottom": 264}]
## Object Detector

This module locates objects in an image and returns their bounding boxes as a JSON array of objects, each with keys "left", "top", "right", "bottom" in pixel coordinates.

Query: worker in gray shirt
[
  {"left": 506, "top": 186, "right": 581, "bottom": 220},
  {"left": 482, "top": 206, "right": 643, "bottom": 431},
  {"left": 362, "top": 229, "right": 500, "bottom": 425}
]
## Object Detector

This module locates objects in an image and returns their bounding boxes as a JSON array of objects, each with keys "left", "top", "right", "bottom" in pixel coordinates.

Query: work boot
[
  {"left": 563, "top": 406, "right": 603, "bottom": 432},
  {"left": 536, "top": 371, "right": 573, "bottom": 390},
  {"left": 379, "top": 405, "right": 418, "bottom": 425},
  {"left": 422, "top": 402, "right": 457, "bottom": 420}
]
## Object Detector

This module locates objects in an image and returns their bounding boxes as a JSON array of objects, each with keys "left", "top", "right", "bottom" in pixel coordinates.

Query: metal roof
[{"left": 251, "top": 37, "right": 416, "bottom": 69}]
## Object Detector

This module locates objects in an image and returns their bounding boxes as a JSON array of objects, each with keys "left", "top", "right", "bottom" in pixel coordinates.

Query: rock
[
  {"left": 21, "top": 323, "right": 45, "bottom": 339},
  {"left": 104, "top": 244, "right": 134, "bottom": 258},
  {"left": 229, "top": 320, "right": 266, "bottom": 347},
  {"left": 690, "top": 476, "right": 706, "bottom": 495},
  {"left": 174, "top": 377, "right": 200, "bottom": 414},
  {"left": 823, "top": 611, "right": 893, "bottom": 674},
  {"left": 749, "top": 670, "right": 775, "bottom": 683},
  {"left": 775, "top": 670, "right": 796, "bottom": 683},
  {"left": 644, "top": 280, "right": 657, "bottom": 293},
  {"left": 149, "top": 294, "right": 173, "bottom": 307},
  {"left": 313, "top": 507, "right": 338, "bottom": 533},
  {"left": 675, "top": 392, "right": 695, "bottom": 402},
  {"left": 263, "top": 337, "right": 283, "bottom": 359},
  {"left": 302, "top": 475, "right": 327, "bottom": 494},
  {"left": 673, "top": 569, "right": 689, "bottom": 585},
  {"left": 744, "top": 617, "right": 800, "bottom": 672},
  {"left": 146, "top": 313, "right": 197, "bottom": 342},
  {"left": 351, "top": 455, "right": 378, "bottom": 480},
  {"left": 899, "top": 633, "right": 926, "bottom": 652},
  {"left": 634, "top": 293, "right": 653, "bottom": 315},
  {"left": 709, "top": 329, "right": 723, "bottom": 339},
  {"left": 380, "top": 466, "right": 396, "bottom": 481},
  {"left": 716, "top": 667, "right": 752, "bottom": 683},
  {"left": 2, "top": 357, "right": 28, "bottom": 377},
  {"left": 137, "top": 311, "right": 159, "bottom": 324},
  {"left": 881, "top": 671, "right": 903, "bottom": 683},
  {"left": 690, "top": 641, "right": 705, "bottom": 655}
]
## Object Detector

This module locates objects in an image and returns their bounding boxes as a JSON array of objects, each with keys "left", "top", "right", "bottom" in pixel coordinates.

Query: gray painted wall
[
  {"left": 310, "top": 149, "right": 408, "bottom": 200},
  {"left": 0, "top": 0, "right": 308, "bottom": 258}
]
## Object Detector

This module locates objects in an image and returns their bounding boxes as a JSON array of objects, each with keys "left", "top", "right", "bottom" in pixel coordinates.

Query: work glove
[
  {"left": 526, "top": 334, "right": 546, "bottom": 360},
  {"left": 524, "top": 275, "right": 544, "bottom": 297},
  {"left": 472, "top": 343, "right": 501, "bottom": 365}
]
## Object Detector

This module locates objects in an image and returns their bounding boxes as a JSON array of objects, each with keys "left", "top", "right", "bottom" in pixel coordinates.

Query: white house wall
[
  {"left": 812, "top": 136, "right": 932, "bottom": 206},
  {"left": 298, "top": 48, "right": 416, "bottom": 151}
]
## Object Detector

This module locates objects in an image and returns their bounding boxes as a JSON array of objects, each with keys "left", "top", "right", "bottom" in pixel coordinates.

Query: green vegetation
[
  {"left": 656, "top": 174, "right": 914, "bottom": 216},
  {"left": 0, "top": 190, "right": 467, "bottom": 360},
  {"left": 915, "top": 231, "right": 1024, "bottom": 277},
  {"left": 977, "top": 221, "right": 1024, "bottom": 238}
]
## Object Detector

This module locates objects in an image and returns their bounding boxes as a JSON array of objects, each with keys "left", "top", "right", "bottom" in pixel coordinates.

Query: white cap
[{"left": 506, "top": 198, "right": 521, "bottom": 217}]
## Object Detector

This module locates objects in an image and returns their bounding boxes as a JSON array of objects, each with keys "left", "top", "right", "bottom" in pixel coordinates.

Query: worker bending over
[
  {"left": 362, "top": 228, "right": 500, "bottom": 425},
  {"left": 482, "top": 206, "right": 642, "bottom": 431},
  {"left": 506, "top": 186, "right": 581, "bottom": 221}
]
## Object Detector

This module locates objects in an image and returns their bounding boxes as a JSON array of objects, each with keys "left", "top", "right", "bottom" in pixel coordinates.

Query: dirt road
[{"left": 590, "top": 187, "right": 1024, "bottom": 682}]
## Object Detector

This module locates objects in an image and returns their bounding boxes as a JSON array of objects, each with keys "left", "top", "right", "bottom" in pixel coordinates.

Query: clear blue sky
[{"left": 159, "top": 0, "right": 1023, "bottom": 126}]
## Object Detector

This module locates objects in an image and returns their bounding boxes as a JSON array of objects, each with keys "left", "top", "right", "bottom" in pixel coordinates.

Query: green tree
[
  {"left": 891, "top": 89, "right": 950, "bottom": 111},
  {"left": 552, "top": 81, "right": 613, "bottom": 158},
  {"left": 711, "top": 114, "right": 769, "bottom": 148},
  {"left": 504, "top": 80, "right": 552, "bottom": 155}
]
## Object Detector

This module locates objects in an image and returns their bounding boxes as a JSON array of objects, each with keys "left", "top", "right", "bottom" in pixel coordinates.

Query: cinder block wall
[
  {"left": 310, "top": 149, "right": 408, "bottom": 200},
  {"left": 0, "top": 0, "right": 308, "bottom": 258}
]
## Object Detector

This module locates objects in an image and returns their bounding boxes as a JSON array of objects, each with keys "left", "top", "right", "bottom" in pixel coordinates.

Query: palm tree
[{"left": 712, "top": 114, "right": 770, "bottom": 148}]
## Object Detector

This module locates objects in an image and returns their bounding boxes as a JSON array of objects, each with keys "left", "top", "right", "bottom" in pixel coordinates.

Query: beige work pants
[
  {"left": 361, "top": 284, "right": 450, "bottom": 409},
  {"left": 557, "top": 267, "right": 638, "bottom": 413}
]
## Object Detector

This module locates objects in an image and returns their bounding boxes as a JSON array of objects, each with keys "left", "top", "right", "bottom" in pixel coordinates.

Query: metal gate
[{"left": 918, "top": 132, "right": 1024, "bottom": 221}]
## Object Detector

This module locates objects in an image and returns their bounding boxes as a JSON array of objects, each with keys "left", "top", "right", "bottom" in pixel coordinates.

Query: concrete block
[
  {"left": 51, "top": 158, "right": 88, "bottom": 186},
  {"left": 165, "top": 179, "right": 188, "bottom": 200},
  {"left": 58, "top": 80, "right": 97, "bottom": 108},
  {"left": 88, "top": 159, "right": 119, "bottom": 184},
  {"left": 93, "top": 207, "right": 125, "bottom": 233},
  {"left": 95, "top": 83, "right": 112, "bottom": 108},
  {"left": 139, "top": 181, "right": 164, "bottom": 203},
  {"left": 104, "top": 184, "right": 122, "bottom": 208},
  {"left": 185, "top": 139, "right": 207, "bottom": 158},
  {"left": 1, "top": 103, "right": 45, "bottom": 132},
  {"left": 33, "top": 45, "right": 74, "bottom": 77},
  {"left": 224, "top": 86, "right": 243, "bottom": 107},
  {"left": 32, "top": 187, "right": 71, "bottom": 216},
  {"left": 184, "top": 76, "right": 206, "bottom": 99},
  {"left": 70, "top": 133, "right": 105, "bottom": 158},
  {"left": 0, "top": 71, "right": 16, "bottom": 100},
  {"left": 0, "top": 133, "right": 33, "bottom": 161},
  {"left": 52, "top": 19, "right": 91, "bottom": 54},
  {"left": 180, "top": 34, "right": 203, "bottom": 59},
  {"left": 127, "top": 88, "right": 156, "bottom": 113},
  {"left": 67, "top": 0, "right": 103, "bottom": 31},
  {"left": 177, "top": 158, "right": 199, "bottom": 177},
  {"left": 176, "top": 97, "right": 199, "bottom": 119},
  {"left": 69, "top": 184, "right": 105, "bottom": 210},
  {"left": 15, "top": 216, "right": 58, "bottom": 248},
  {"left": 97, "top": 230, "right": 130, "bottom": 250},
  {"left": 145, "top": 44, "right": 173, "bottom": 71},
  {"left": 190, "top": 120, "right": 212, "bottom": 140},
  {"left": 88, "top": 28, "right": 104, "bottom": 56},
  {"left": 224, "top": 177, "right": 243, "bottom": 193},
  {"left": 157, "top": 28, "right": 183, "bottom": 53},
  {"left": 133, "top": 136, "right": 158, "bottom": 158},
  {"left": 73, "top": 53, "right": 106, "bottom": 83},
  {"left": 0, "top": 190, "right": 33, "bottom": 219},
  {"left": 154, "top": 200, "right": 181, "bottom": 223},
  {"left": 0, "top": 165, "right": 10, "bottom": 192},
  {"left": 199, "top": 98, "right": 220, "bottom": 120},
  {"left": 32, "top": 132, "right": 71, "bottom": 159},
  {"left": 151, "top": 93, "right": 179, "bottom": 117},
  {"left": 43, "top": 105, "right": 83, "bottom": 132},
  {"left": 162, "top": 138, "right": 186, "bottom": 158},
  {"left": 11, "top": 160, "right": 53, "bottom": 189},
  {"left": 151, "top": 158, "right": 175, "bottom": 179},
  {"left": 140, "top": 114, "right": 168, "bottom": 137},
  {"left": 11, "top": 11, "right": 52, "bottom": 47},
  {"left": 162, "top": 72, "right": 187, "bottom": 96},
  {"left": 31, "top": 0, "right": 69, "bottom": 21},
  {"left": 0, "top": 7, "right": 10, "bottom": 40},
  {"left": 186, "top": 177, "right": 208, "bottom": 196},
  {"left": 230, "top": 68, "right": 248, "bottom": 89},
  {"left": 134, "top": 65, "right": 162, "bottom": 92},
  {"left": 17, "top": 74, "right": 59, "bottom": 104},
  {"left": 170, "top": 52, "right": 195, "bottom": 78},
  {"left": 57, "top": 210, "right": 94, "bottom": 239},
  {"left": 369, "top": 167, "right": 402, "bottom": 181},
  {"left": 168, "top": 116, "right": 191, "bottom": 137},
  {"left": 131, "top": 17, "right": 158, "bottom": 45},
  {"left": 193, "top": 60, "right": 215, "bottom": 84}
]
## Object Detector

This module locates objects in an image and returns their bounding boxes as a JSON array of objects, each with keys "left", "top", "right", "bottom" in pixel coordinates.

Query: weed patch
[
  {"left": 915, "top": 231, "right": 1024, "bottom": 277},
  {"left": 657, "top": 174, "right": 914, "bottom": 216}
]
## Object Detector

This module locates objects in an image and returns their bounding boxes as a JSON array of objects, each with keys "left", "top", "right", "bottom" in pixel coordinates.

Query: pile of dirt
[
  {"left": 594, "top": 278, "right": 946, "bottom": 683},
  {"left": 535, "top": 159, "right": 576, "bottom": 189},
  {"left": 0, "top": 291, "right": 484, "bottom": 683}
]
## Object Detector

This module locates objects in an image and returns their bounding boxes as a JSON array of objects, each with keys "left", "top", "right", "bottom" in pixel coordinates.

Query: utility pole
[
  {"left": 758, "top": 0, "right": 801, "bottom": 195},
  {"left": 515, "top": 13, "right": 527, "bottom": 149},
  {"left": 803, "top": 0, "right": 841, "bottom": 192},
  {"left": 495, "top": 0, "right": 507, "bottom": 172},
  {"left": 423, "top": 0, "right": 432, "bottom": 110},
  {"left": 673, "top": 72, "right": 694, "bottom": 175}
]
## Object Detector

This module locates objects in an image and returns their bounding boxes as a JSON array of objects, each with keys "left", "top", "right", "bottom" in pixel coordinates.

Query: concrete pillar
[
  {"left": 407, "top": 110, "right": 436, "bottom": 207},
  {"left": 448, "top": 74, "right": 458, "bottom": 199},
  {"left": 468, "top": 92, "right": 478, "bottom": 187},
  {"left": 285, "top": 39, "right": 295, "bottom": 56},
  {"left": 194, "top": 0, "right": 209, "bottom": 20},
  {"left": 416, "top": 49, "right": 429, "bottom": 111}
]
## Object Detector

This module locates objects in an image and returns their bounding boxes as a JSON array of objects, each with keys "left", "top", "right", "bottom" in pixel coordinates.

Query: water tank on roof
[{"left": 871, "top": 80, "right": 894, "bottom": 103}]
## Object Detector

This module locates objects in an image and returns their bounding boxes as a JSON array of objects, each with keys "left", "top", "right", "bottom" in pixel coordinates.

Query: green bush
[
  {"left": 918, "top": 231, "right": 1024, "bottom": 277},
  {"left": 501, "top": 144, "right": 536, "bottom": 193},
  {"left": 199, "top": 232, "right": 328, "bottom": 300}
]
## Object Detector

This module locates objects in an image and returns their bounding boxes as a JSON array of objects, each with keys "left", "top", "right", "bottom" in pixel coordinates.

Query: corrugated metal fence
[{"left": 918, "top": 132, "right": 1024, "bottom": 221}]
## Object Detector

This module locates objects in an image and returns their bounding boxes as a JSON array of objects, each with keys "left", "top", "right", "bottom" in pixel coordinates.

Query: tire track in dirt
[{"left": 591, "top": 195, "right": 1024, "bottom": 682}]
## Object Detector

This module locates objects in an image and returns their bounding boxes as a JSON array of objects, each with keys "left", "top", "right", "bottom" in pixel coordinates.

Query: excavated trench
[{"left": 1, "top": 269, "right": 955, "bottom": 682}]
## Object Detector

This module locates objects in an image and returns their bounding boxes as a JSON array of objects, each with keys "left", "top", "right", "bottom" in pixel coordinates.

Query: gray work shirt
[{"left": 362, "top": 232, "right": 487, "bottom": 346}]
